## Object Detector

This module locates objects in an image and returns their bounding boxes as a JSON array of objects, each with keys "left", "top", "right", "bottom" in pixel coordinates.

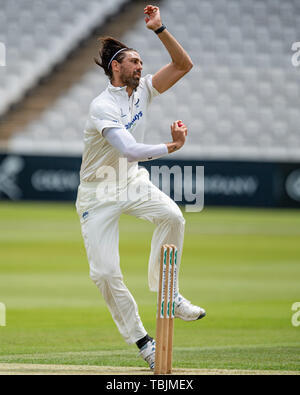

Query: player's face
[{"left": 119, "top": 51, "right": 143, "bottom": 89}]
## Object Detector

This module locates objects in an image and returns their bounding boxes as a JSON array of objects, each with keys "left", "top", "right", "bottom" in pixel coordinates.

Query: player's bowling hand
[
  {"left": 171, "top": 120, "right": 187, "bottom": 147},
  {"left": 144, "top": 5, "right": 162, "bottom": 31}
]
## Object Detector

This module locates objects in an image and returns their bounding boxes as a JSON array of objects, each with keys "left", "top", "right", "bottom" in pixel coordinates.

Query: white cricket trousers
[{"left": 76, "top": 168, "right": 185, "bottom": 344}]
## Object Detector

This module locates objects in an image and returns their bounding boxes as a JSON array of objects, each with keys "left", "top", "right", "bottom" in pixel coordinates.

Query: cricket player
[{"left": 76, "top": 5, "right": 206, "bottom": 370}]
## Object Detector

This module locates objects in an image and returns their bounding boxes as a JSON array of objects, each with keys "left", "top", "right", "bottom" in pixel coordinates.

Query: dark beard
[{"left": 121, "top": 73, "right": 140, "bottom": 90}]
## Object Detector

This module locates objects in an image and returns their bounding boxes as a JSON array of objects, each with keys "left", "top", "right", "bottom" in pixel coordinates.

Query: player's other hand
[
  {"left": 171, "top": 120, "right": 187, "bottom": 147},
  {"left": 144, "top": 5, "right": 162, "bottom": 31}
]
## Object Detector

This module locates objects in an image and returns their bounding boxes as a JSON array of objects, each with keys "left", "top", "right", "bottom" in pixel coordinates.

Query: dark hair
[{"left": 94, "top": 36, "right": 136, "bottom": 81}]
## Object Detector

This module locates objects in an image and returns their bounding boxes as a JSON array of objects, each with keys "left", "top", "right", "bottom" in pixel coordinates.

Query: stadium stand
[
  {"left": 0, "top": 0, "right": 129, "bottom": 116},
  {"left": 1, "top": 0, "right": 300, "bottom": 161}
]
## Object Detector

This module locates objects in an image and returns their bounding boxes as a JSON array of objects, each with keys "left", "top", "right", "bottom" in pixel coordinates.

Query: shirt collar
[
  {"left": 107, "top": 82, "right": 127, "bottom": 92},
  {"left": 107, "top": 82, "right": 138, "bottom": 97}
]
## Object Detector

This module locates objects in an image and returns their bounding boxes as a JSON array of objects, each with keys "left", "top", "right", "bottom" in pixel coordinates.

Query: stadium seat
[
  {"left": 5, "top": 0, "right": 300, "bottom": 162},
  {"left": 0, "top": 0, "right": 129, "bottom": 117}
]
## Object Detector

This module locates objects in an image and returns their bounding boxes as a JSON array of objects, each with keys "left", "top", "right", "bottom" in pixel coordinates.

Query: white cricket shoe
[
  {"left": 174, "top": 294, "right": 206, "bottom": 321},
  {"left": 139, "top": 339, "right": 155, "bottom": 370}
]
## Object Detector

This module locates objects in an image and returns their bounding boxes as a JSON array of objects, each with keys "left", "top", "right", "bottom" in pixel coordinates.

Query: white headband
[{"left": 108, "top": 48, "right": 128, "bottom": 70}]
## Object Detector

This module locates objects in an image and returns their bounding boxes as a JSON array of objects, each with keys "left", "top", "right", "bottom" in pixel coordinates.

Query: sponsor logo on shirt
[{"left": 125, "top": 111, "right": 143, "bottom": 130}]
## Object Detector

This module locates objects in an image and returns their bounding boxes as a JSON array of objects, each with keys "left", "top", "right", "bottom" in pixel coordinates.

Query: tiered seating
[
  {"left": 0, "top": 0, "right": 128, "bottom": 116},
  {"left": 7, "top": 0, "right": 300, "bottom": 161}
]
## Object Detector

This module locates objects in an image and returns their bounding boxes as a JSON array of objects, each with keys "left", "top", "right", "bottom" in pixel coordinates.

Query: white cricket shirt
[{"left": 79, "top": 74, "right": 160, "bottom": 183}]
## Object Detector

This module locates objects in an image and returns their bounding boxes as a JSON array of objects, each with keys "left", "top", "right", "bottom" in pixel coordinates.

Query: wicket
[{"left": 154, "top": 244, "right": 177, "bottom": 374}]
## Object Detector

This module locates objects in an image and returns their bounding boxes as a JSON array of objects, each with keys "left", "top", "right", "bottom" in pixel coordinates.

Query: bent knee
[
  {"left": 164, "top": 206, "right": 185, "bottom": 227},
  {"left": 90, "top": 268, "right": 121, "bottom": 288}
]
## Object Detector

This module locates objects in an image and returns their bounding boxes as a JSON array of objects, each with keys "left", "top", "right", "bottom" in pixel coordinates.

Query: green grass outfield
[{"left": 0, "top": 202, "right": 300, "bottom": 372}]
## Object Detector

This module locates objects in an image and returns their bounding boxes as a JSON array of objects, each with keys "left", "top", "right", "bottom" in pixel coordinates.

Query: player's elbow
[
  {"left": 184, "top": 59, "right": 193, "bottom": 72},
  {"left": 122, "top": 148, "right": 138, "bottom": 163},
  {"left": 174, "top": 60, "right": 193, "bottom": 73},
  {"left": 187, "top": 60, "right": 194, "bottom": 71}
]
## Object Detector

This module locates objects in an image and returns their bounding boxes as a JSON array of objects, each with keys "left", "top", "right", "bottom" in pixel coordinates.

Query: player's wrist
[
  {"left": 154, "top": 24, "right": 166, "bottom": 34},
  {"left": 166, "top": 141, "right": 182, "bottom": 154}
]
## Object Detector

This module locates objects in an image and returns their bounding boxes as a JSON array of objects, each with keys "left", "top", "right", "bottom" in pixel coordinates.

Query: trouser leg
[{"left": 80, "top": 205, "right": 147, "bottom": 344}]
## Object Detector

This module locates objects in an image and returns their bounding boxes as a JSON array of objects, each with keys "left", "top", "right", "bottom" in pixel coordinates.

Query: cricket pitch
[{"left": 0, "top": 363, "right": 299, "bottom": 375}]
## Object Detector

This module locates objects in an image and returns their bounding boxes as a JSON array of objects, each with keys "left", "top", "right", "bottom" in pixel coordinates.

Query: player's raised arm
[{"left": 144, "top": 5, "right": 193, "bottom": 94}]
